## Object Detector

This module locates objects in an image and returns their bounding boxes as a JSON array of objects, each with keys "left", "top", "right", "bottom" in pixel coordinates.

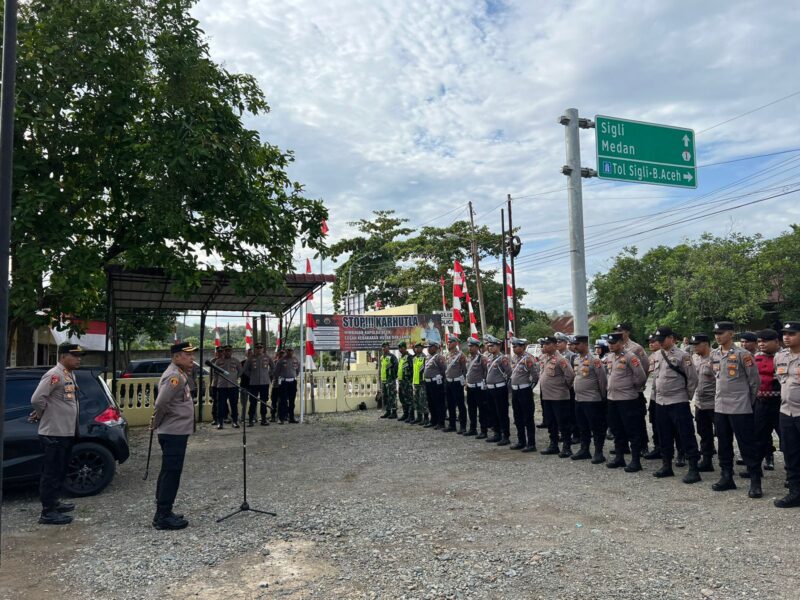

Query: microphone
[{"left": 205, "top": 359, "right": 230, "bottom": 376}]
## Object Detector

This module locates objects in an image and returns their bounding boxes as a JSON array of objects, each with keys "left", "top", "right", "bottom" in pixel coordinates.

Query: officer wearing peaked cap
[
  {"left": 510, "top": 337, "right": 540, "bottom": 452},
  {"left": 774, "top": 322, "right": 800, "bottom": 508},
  {"left": 615, "top": 323, "right": 652, "bottom": 455},
  {"left": 691, "top": 333, "right": 718, "bottom": 472},
  {"left": 423, "top": 340, "right": 447, "bottom": 429},
  {"left": 754, "top": 329, "right": 781, "bottom": 472},
  {"left": 571, "top": 335, "right": 608, "bottom": 463},
  {"left": 397, "top": 341, "right": 415, "bottom": 422},
  {"left": 29, "top": 343, "right": 86, "bottom": 525},
  {"left": 411, "top": 341, "right": 429, "bottom": 425},
  {"left": 243, "top": 342, "right": 273, "bottom": 426},
  {"left": 484, "top": 334, "right": 512, "bottom": 445},
  {"left": 378, "top": 342, "right": 399, "bottom": 419},
  {"left": 444, "top": 334, "right": 468, "bottom": 433},
  {"left": 465, "top": 337, "right": 489, "bottom": 437},
  {"left": 539, "top": 335, "right": 576, "bottom": 457}
]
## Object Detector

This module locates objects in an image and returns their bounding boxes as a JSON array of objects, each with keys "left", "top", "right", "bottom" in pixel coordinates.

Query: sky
[{"left": 191, "top": 0, "right": 800, "bottom": 324}]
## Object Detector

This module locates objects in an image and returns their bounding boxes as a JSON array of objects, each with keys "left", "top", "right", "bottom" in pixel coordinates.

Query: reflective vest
[
  {"left": 381, "top": 355, "right": 391, "bottom": 382},
  {"left": 413, "top": 356, "right": 425, "bottom": 385}
]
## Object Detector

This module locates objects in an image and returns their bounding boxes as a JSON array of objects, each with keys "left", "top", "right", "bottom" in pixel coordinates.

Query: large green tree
[{"left": 8, "top": 0, "right": 326, "bottom": 351}]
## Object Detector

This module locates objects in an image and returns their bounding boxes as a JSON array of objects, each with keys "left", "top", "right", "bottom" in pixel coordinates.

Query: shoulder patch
[
  {"left": 559, "top": 359, "right": 568, "bottom": 368},
  {"left": 631, "top": 357, "right": 641, "bottom": 368},
  {"left": 593, "top": 359, "right": 602, "bottom": 369},
  {"left": 169, "top": 376, "right": 180, "bottom": 387},
  {"left": 50, "top": 375, "right": 60, "bottom": 385},
  {"left": 683, "top": 356, "right": 693, "bottom": 367},
  {"left": 743, "top": 354, "right": 754, "bottom": 367}
]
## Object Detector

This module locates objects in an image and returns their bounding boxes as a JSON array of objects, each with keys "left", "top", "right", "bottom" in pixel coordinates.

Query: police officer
[
  {"left": 710, "top": 321, "right": 762, "bottom": 498},
  {"left": 209, "top": 347, "right": 221, "bottom": 427},
  {"left": 243, "top": 343, "right": 274, "bottom": 426},
  {"left": 739, "top": 331, "right": 758, "bottom": 355},
  {"left": 755, "top": 329, "right": 782, "bottom": 472},
  {"left": 411, "top": 342, "right": 429, "bottom": 425},
  {"left": 378, "top": 342, "right": 399, "bottom": 419},
  {"left": 29, "top": 343, "right": 85, "bottom": 525},
  {"left": 615, "top": 323, "right": 651, "bottom": 455},
  {"left": 555, "top": 332, "right": 578, "bottom": 444},
  {"left": 510, "top": 337, "right": 540, "bottom": 452},
  {"left": 276, "top": 348, "right": 300, "bottom": 423},
  {"left": 774, "top": 321, "right": 800, "bottom": 508},
  {"left": 605, "top": 331, "right": 648, "bottom": 472},
  {"left": 572, "top": 335, "right": 608, "bottom": 463},
  {"left": 423, "top": 341, "right": 447, "bottom": 430},
  {"left": 397, "top": 341, "right": 415, "bottom": 422},
  {"left": 270, "top": 349, "right": 285, "bottom": 422},
  {"left": 692, "top": 334, "right": 717, "bottom": 472},
  {"left": 651, "top": 327, "right": 701, "bottom": 484},
  {"left": 465, "top": 337, "right": 488, "bottom": 437},
  {"left": 150, "top": 342, "right": 197, "bottom": 530},
  {"left": 538, "top": 336, "right": 576, "bottom": 457},
  {"left": 215, "top": 344, "right": 242, "bottom": 429},
  {"left": 484, "top": 335, "right": 511, "bottom": 445},
  {"left": 444, "top": 334, "right": 468, "bottom": 433}
]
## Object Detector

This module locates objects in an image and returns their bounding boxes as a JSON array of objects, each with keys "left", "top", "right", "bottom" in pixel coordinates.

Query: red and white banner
[
  {"left": 505, "top": 264, "right": 515, "bottom": 337},
  {"left": 245, "top": 313, "right": 253, "bottom": 350}
]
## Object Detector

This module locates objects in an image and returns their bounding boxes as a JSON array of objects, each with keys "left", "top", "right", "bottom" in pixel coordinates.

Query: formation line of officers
[{"left": 377, "top": 321, "right": 800, "bottom": 509}]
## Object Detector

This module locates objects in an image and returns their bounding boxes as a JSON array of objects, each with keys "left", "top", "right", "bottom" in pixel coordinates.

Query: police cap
[
  {"left": 171, "top": 341, "right": 197, "bottom": 354},
  {"left": 510, "top": 337, "right": 527, "bottom": 347},
  {"left": 607, "top": 332, "right": 625, "bottom": 344},
  {"left": 782, "top": 322, "right": 800, "bottom": 333},
  {"left": 738, "top": 331, "right": 757, "bottom": 343},
  {"left": 690, "top": 333, "right": 710, "bottom": 344},
  {"left": 58, "top": 343, "right": 86, "bottom": 356},
  {"left": 467, "top": 337, "right": 481, "bottom": 346},
  {"left": 573, "top": 335, "right": 589, "bottom": 343},
  {"left": 483, "top": 334, "right": 501, "bottom": 345},
  {"left": 713, "top": 321, "right": 735, "bottom": 333},
  {"left": 757, "top": 329, "right": 779, "bottom": 341}
]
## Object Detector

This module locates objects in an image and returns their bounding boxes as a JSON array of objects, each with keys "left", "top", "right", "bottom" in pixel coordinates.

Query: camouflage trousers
[
  {"left": 382, "top": 381, "right": 397, "bottom": 412},
  {"left": 398, "top": 380, "right": 414, "bottom": 411},
  {"left": 413, "top": 383, "right": 428, "bottom": 415}
]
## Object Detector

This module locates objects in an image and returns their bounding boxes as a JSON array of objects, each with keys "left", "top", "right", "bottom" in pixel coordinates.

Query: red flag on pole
[{"left": 321, "top": 219, "right": 329, "bottom": 235}]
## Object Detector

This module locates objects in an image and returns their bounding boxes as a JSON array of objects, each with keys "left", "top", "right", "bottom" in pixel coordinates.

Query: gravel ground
[{"left": 1, "top": 409, "right": 798, "bottom": 600}]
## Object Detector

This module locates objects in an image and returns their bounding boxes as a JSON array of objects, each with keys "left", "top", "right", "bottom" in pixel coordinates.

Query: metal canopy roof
[{"left": 107, "top": 266, "right": 335, "bottom": 315}]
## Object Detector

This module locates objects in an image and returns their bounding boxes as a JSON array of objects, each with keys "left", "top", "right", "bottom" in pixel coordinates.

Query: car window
[
  {"left": 132, "top": 362, "right": 150, "bottom": 374},
  {"left": 5, "top": 378, "right": 39, "bottom": 415},
  {"left": 152, "top": 361, "right": 169, "bottom": 374}
]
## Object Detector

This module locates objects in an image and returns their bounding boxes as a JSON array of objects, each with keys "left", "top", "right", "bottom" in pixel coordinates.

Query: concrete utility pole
[
  {"left": 500, "top": 209, "right": 509, "bottom": 352},
  {"left": 467, "top": 201, "right": 488, "bottom": 338},
  {"left": 506, "top": 195, "right": 519, "bottom": 322},
  {"left": 559, "top": 108, "right": 595, "bottom": 337}
]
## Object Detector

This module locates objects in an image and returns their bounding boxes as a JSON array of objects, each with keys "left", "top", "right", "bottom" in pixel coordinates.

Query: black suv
[{"left": 3, "top": 367, "right": 130, "bottom": 496}]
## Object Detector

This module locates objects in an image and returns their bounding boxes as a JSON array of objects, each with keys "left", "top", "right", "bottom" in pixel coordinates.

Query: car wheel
[{"left": 63, "top": 442, "right": 116, "bottom": 497}]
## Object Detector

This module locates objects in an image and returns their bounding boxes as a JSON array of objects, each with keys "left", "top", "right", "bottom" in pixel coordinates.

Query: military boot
[
  {"left": 522, "top": 444, "right": 537, "bottom": 453},
  {"left": 683, "top": 458, "right": 702, "bottom": 484},
  {"left": 606, "top": 450, "right": 626, "bottom": 469},
  {"left": 398, "top": 410, "right": 408, "bottom": 421},
  {"left": 748, "top": 471, "right": 763, "bottom": 498},
  {"left": 558, "top": 442, "right": 572, "bottom": 458},
  {"left": 38, "top": 510, "right": 73, "bottom": 525},
  {"left": 476, "top": 429, "right": 488, "bottom": 439},
  {"left": 643, "top": 447, "right": 662, "bottom": 460},
  {"left": 764, "top": 453, "right": 775, "bottom": 471},
  {"left": 571, "top": 442, "right": 591, "bottom": 461},
  {"left": 624, "top": 450, "right": 642, "bottom": 473},
  {"left": 379, "top": 409, "right": 391, "bottom": 419},
  {"left": 487, "top": 429, "right": 501, "bottom": 443},
  {"left": 389, "top": 410, "right": 398, "bottom": 419},
  {"left": 653, "top": 459, "right": 674, "bottom": 478},
  {"left": 540, "top": 441, "right": 559, "bottom": 455},
  {"left": 774, "top": 485, "right": 800, "bottom": 508},
  {"left": 712, "top": 468, "right": 737, "bottom": 491},
  {"left": 464, "top": 427, "right": 477, "bottom": 437},
  {"left": 591, "top": 443, "right": 606, "bottom": 465},
  {"left": 697, "top": 453, "right": 714, "bottom": 472},
  {"left": 496, "top": 434, "right": 510, "bottom": 447},
  {"left": 674, "top": 452, "right": 686, "bottom": 467}
]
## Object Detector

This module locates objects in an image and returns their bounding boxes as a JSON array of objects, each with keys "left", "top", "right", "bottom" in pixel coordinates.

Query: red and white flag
[
  {"left": 214, "top": 326, "right": 220, "bottom": 348},
  {"left": 245, "top": 312, "right": 253, "bottom": 351},
  {"left": 505, "top": 264, "right": 514, "bottom": 337},
  {"left": 321, "top": 219, "right": 329, "bottom": 235},
  {"left": 465, "top": 286, "right": 479, "bottom": 341}
]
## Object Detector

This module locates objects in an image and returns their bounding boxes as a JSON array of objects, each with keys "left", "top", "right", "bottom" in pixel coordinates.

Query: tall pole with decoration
[
  {"left": 452, "top": 261, "right": 465, "bottom": 337},
  {"left": 439, "top": 275, "right": 450, "bottom": 341}
]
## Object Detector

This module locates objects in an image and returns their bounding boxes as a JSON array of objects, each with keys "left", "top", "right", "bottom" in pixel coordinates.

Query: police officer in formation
[
  {"left": 773, "top": 321, "right": 800, "bottom": 508},
  {"left": 275, "top": 348, "right": 300, "bottom": 423},
  {"left": 29, "top": 343, "right": 85, "bottom": 525},
  {"left": 465, "top": 337, "right": 488, "bottom": 437},
  {"left": 378, "top": 342, "right": 399, "bottom": 419},
  {"left": 423, "top": 340, "right": 447, "bottom": 429},
  {"left": 606, "top": 331, "right": 648, "bottom": 471},
  {"left": 444, "top": 334, "right": 468, "bottom": 433},
  {"left": 754, "top": 329, "right": 782, "bottom": 472},
  {"left": 538, "top": 336, "right": 575, "bottom": 456},
  {"left": 215, "top": 344, "right": 242, "bottom": 429},
  {"left": 411, "top": 342, "right": 429, "bottom": 425},
  {"left": 571, "top": 335, "right": 608, "bottom": 463},
  {"left": 397, "top": 341, "right": 415, "bottom": 422},
  {"left": 691, "top": 334, "right": 718, "bottom": 472},
  {"left": 509, "top": 337, "right": 539, "bottom": 452},
  {"left": 484, "top": 335, "right": 511, "bottom": 445},
  {"left": 243, "top": 342, "right": 274, "bottom": 426}
]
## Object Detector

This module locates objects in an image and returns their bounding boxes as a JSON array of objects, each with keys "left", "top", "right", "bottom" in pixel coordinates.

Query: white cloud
[{"left": 193, "top": 0, "right": 800, "bottom": 316}]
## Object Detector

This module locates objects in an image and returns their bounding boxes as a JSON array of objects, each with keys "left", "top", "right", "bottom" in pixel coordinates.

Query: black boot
[
  {"left": 464, "top": 428, "right": 477, "bottom": 437},
  {"left": 697, "top": 453, "right": 714, "bottom": 472},
  {"left": 540, "top": 442, "right": 559, "bottom": 455},
  {"left": 643, "top": 447, "right": 662, "bottom": 460},
  {"left": 152, "top": 511, "right": 188, "bottom": 530},
  {"left": 624, "top": 450, "right": 642, "bottom": 473},
  {"left": 571, "top": 443, "right": 591, "bottom": 461},
  {"left": 536, "top": 422, "right": 548, "bottom": 429},
  {"left": 522, "top": 444, "right": 537, "bottom": 453},
  {"left": 558, "top": 442, "right": 572, "bottom": 458},
  {"left": 748, "top": 471, "right": 763, "bottom": 498},
  {"left": 712, "top": 468, "right": 737, "bottom": 491},
  {"left": 653, "top": 459, "right": 674, "bottom": 478},
  {"left": 423, "top": 415, "right": 434, "bottom": 428},
  {"left": 674, "top": 452, "right": 686, "bottom": 467},
  {"left": 476, "top": 429, "right": 488, "bottom": 439},
  {"left": 606, "top": 453, "right": 626, "bottom": 469},
  {"left": 496, "top": 434, "right": 510, "bottom": 447},
  {"left": 739, "top": 468, "right": 752, "bottom": 479},
  {"left": 443, "top": 423, "right": 456, "bottom": 432},
  {"left": 398, "top": 411, "right": 408, "bottom": 421},
  {"left": 457, "top": 424, "right": 466, "bottom": 435},
  {"left": 683, "top": 458, "right": 701, "bottom": 484},
  {"left": 591, "top": 444, "right": 606, "bottom": 464},
  {"left": 764, "top": 453, "right": 775, "bottom": 471},
  {"left": 389, "top": 411, "right": 398, "bottom": 420},
  {"left": 379, "top": 409, "right": 391, "bottom": 419},
  {"left": 774, "top": 485, "right": 800, "bottom": 508},
  {"left": 487, "top": 430, "right": 501, "bottom": 443},
  {"left": 38, "top": 510, "right": 73, "bottom": 525},
  {"left": 510, "top": 441, "right": 525, "bottom": 450}
]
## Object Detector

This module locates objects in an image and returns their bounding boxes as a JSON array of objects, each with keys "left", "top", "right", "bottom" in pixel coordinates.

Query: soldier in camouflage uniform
[
  {"left": 397, "top": 341, "right": 414, "bottom": 422},
  {"left": 412, "top": 342, "right": 429, "bottom": 425},
  {"left": 378, "top": 342, "right": 399, "bottom": 419}
]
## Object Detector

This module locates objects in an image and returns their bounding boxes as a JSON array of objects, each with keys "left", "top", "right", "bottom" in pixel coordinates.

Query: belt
[
  {"left": 424, "top": 377, "right": 443, "bottom": 384},
  {"left": 466, "top": 383, "right": 481, "bottom": 389},
  {"left": 283, "top": 378, "right": 296, "bottom": 382},
  {"left": 486, "top": 383, "right": 506, "bottom": 389},
  {"left": 511, "top": 383, "right": 531, "bottom": 390},
  {"left": 446, "top": 376, "right": 464, "bottom": 383}
]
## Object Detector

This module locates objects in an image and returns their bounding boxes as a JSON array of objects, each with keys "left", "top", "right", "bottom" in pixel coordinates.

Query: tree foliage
[{"left": 8, "top": 0, "right": 326, "bottom": 342}]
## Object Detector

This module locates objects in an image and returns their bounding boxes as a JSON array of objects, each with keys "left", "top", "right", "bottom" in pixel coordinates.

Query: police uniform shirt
[
  {"left": 510, "top": 352, "right": 540, "bottom": 387},
  {"left": 624, "top": 339, "right": 650, "bottom": 375},
  {"left": 647, "top": 351, "right": 660, "bottom": 404},
  {"left": 398, "top": 353, "right": 413, "bottom": 382},
  {"left": 466, "top": 352, "right": 488, "bottom": 386},
  {"left": 775, "top": 348, "right": 800, "bottom": 417},
  {"left": 539, "top": 352, "right": 575, "bottom": 400},
  {"left": 445, "top": 350, "right": 467, "bottom": 381},
  {"left": 711, "top": 346, "right": 759, "bottom": 414},
  {"left": 692, "top": 354, "right": 717, "bottom": 411},
  {"left": 244, "top": 354, "right": 274, "bottom": 386},
  {"left": 572, "top": 352, "right": 607, "bottom": 402},
  {"left": 30, "top": 363, "right": 79, "bottom": 437},
  {"left": 423, "top": 351, "right": 446, "bottom": 382},
  {"left": 653, "top": 346, "right": 697, "bottom": 405},
  {"left": 153, "top": 362, "right": 195, "bottom": 435},
  {"left": 276, "top": 357, "right": 300, "bottom": 380},
  {"left": 210, "top": 356, "right": 220, "bottom": 387},
  {"left": 485, "top": 353, "right": 511, "bottom": 385},
  {"left": 607, "top": 350, "right": 647, "bottom": 401},
  {"left": 215, "top": 356, "right": 243, "bottom": 388}
]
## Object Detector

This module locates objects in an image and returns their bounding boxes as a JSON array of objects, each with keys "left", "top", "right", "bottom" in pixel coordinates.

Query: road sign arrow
[
  {"left": 682, "top": 134, "right": 690, "bottom": 147},
  {"left": 682, "top": 172, "right": 693, "bottom": 182}
]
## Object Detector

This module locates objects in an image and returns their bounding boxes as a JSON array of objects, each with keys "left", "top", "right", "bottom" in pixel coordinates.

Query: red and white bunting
[
  {"left": 275, "top": 320, "right": 282, "bottom": 353},
  {"left": 214, "top": 326, "right": 220, "bottom": 348},
  {"left": 465, "top": 287, "right": 480, "bottom": 341},
  {"left": 245, "top": 312, "right": 253, "bottom": 350},
  {"left": 305, "top": 311, "right": 316, "bottom": 359},
  {"left": 306, "top": 258, "right": 314, "bottom": 300},
  {"left": 439, "top": 275, "right": 451, "bottom": 338},
  {"left": 505, "top": 264, "right": 515, "bottom": 336},
  {"left": 321, "top": 219, "right": 329, "bottom": 235}
]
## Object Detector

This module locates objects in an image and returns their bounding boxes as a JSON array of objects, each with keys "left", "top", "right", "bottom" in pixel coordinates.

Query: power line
[{"left": 697, "top": 89, "right": 800, "bottom": 134}]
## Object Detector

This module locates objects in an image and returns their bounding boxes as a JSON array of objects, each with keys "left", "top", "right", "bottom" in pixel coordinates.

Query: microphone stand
[{"left": 206, "top": 361, "right": 277, "bottom": 522}]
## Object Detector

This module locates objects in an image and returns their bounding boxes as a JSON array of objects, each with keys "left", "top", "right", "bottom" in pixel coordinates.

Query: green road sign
[{"left": 595, "top": 115, "right": 697, "bottom": 188}]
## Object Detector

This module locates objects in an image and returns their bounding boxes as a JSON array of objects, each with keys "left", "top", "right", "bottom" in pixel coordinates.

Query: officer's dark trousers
[
  {"left": 446, "top": 381, "right": 467, "bottom": 428},
  {"left": 543, "top": 399, "right": 572, "bottom": 447},
  {"left": 648, "top": 397, "right": 659, "bottom": 447},
  {"left": 779, "top": 414, "right": 800, "bottom": 486},
  {"left": 489, "top": 385, "right": 510, "bottom": 437},
  {"left": 155, "top": 434, "right": 188, "bottom": 514},
  {"left": 754, "top": 397, "right": 781, "bottom": 457},
  {"left": 656, "top": 402, "right": 699, "bottom": 460},
  {"left": 715, "top": 412, "right": 760, "bottom": 474},
  {"left": 568, "top": 389, "right": 578, "bottom": 440},
  {"left": 247, "top": 384, "right": 270, "bottom": 421},
  {"left": 539, "top": 393, "right": 549, "bottom": 426},
  {"left": 425, "top": 382, "right": 445, "bottom": 427},
  {"left": 210, "top": 386, "right": 219, "bottom": 422},
  {"left": 607, "top": 399, "right": 643, "bottom": 455},
  {"left": 279, "top": 380, "right": 298, "bottom": 422},
  {"left": 694, "top": 407, "right": 716, "bottom": 455},
  {"left": 466, "top": 385, "right": 482, "bottom": 431},
  {"left": 270, "top": 384, "right": 279, "bottom": 419},
  {"left": 511, "top": 387, "right": 535, "bottom": 447},
  {"left": 218, "top": 387, "right": 239, "bottom": 423},
  {"left": 638, "top": 392, "right": 650, "bottom": 447},
  {"left": 39, "top": 435, "right": 74, "bottom": 511},
  {"left": 575, "top": 401, "right": 606, "bottom": 449}
]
